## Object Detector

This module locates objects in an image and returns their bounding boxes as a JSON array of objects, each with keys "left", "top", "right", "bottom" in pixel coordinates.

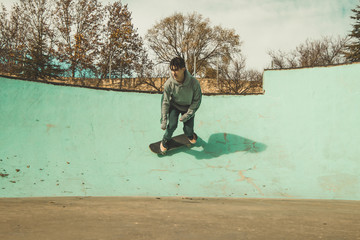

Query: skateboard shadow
[{"left": 160, "top": 133, "right": 267, "bottom": 159}]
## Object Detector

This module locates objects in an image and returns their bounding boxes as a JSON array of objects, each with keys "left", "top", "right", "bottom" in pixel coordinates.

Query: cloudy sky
[{"left": 1, "top": 0, "right": 358, "bottom": 70}]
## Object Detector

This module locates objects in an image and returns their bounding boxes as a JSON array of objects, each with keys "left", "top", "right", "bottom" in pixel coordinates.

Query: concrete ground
[{"left": 0, "top": 197, "right": 359, "bottom": 240}]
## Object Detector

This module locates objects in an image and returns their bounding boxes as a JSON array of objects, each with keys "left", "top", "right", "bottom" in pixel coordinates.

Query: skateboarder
[{"left": 160, "top": 57, "right": 202, "bottom": 153}]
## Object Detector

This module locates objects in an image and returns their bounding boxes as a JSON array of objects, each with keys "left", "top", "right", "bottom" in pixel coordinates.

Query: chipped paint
[
  {"left": 46, "top": 124, "right": 56, "bottom": 132},
  {"left": 1, "top": 63, "right": 360, "bottom": 199}
]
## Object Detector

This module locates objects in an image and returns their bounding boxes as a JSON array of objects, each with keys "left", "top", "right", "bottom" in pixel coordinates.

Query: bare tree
[
  {"left": 0, "top": 4, "right": 31, "bottom": 75},
  {"left": 1, "top": 0, "right": 154, "bottom": 87},
  {"left": 145, "top": 12, "right": 242, "bottom": 75},
  {"left": 0, "top": 5, "right": 11, "bottom": 73},
  {"left": 53, "top": 0, "right": 76, "bottom": 77},
  {"left": 218, "top": 53, "right": 262, "bottom": 94},
  {"left": 268, "top": 35, "right": 349, "bottom": 69},
  {"left": 98, "top": 1, "right": 152, "bottom": 86},
  {"left": 135, "top": 65, "right": 168, "bottom": 92},
  {"left": 74, "top": 0, "right": 102, "bottom": 79},
  {"left": 131, "top": 49, "right": 154, "bottom": 88},
  {"left": 4, "top": 0, "right": 62, "bottom": 79},
  {"left": 53, "top": 0, "right": 103, "bottom": 80}
]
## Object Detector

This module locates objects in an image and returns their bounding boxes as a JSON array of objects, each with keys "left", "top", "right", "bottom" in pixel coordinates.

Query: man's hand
[
  {"left": 161, "top": 121, "right": 167, "bottom": 130},
  {"left": 180, "top": 114, "right": 189, "bottom": 122}
]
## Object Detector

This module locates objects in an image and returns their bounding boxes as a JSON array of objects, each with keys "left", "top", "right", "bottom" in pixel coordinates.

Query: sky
[{"left": 1, "top": 0, "right": 358, "bottom": 71}]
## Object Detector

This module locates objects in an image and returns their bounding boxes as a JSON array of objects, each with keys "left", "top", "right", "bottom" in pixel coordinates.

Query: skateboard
[{"left": 149, "top": 133, "right": 196, "bottom": 155}]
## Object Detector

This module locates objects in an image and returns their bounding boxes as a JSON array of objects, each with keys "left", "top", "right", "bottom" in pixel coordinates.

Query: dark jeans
[{"left": 163, "top": 106, "right": 194, "bottom": 142}]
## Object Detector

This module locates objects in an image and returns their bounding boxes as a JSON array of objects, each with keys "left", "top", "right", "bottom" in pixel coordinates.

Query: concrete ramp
[{"left": 1, "top": 63, "right": 360, "bottom": 199}]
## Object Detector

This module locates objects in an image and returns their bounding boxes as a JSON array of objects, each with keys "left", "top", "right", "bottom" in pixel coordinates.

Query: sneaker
[
  {"left": 160, "top": 140, "right": 168, "bottom": 153},
  {"left": 188, "top": 133, "right": 197, "bottom": 144}
]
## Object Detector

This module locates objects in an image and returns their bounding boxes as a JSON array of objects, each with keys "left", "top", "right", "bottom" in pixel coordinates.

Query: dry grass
[{"left": 0, "top": 73, "right": 263, "bottom": 95}]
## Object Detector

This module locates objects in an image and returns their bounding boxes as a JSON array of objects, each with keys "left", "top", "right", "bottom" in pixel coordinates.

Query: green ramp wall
[{"left": 1, "top": 63, "right": 360, "bottom": 200}]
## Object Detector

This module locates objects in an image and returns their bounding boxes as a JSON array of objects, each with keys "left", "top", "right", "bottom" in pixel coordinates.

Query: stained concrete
[
  {"left": 0, "top": 197, "right": 359, "bottom": 240},
  {"left": 1, "top": 63, "right": 360, "bottom": 200}
]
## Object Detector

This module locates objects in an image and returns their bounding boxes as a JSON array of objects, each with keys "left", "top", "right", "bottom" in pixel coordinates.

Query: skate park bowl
[
  {"left": 1, "top": 63, "right": 360, "bottom": 200},
  {"left": 1, "top": 63, "right": 360, "bottom": 239}
]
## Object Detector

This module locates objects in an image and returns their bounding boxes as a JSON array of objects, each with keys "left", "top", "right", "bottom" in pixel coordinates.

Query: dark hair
[{"left": 170, "top": 57, "right": 186, "bottom": 70}]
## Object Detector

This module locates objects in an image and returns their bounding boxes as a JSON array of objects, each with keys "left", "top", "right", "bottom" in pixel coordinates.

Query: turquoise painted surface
[{"left": 1, "top": 63, "right": 360, "bottom": 199}]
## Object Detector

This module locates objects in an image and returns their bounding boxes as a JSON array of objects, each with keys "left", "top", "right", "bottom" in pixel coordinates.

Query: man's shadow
[{"left": 161, "top": 133, "right": 267, "bottom": 160}]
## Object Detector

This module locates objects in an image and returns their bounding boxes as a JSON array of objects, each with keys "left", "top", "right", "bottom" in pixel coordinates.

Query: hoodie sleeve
[
  {"left": 160, "top": 81, "right": 171, "bottom": 125},
  {"left": 180, "top": 79, "right": 202, "bottom": 122}
]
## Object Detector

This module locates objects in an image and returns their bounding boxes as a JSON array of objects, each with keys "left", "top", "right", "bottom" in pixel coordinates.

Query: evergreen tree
[{"left": 346, "top": 2, "right": 360, "bottom": 62}]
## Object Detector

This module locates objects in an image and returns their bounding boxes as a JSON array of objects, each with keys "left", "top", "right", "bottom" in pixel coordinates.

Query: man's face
[{"left": 171, "top": 66, "right": 186, "bottom": 83}]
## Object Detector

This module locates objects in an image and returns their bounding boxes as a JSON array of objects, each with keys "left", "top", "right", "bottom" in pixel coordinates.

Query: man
[{"left": 160, "top": 57, "right": 202, "bottom": 153}]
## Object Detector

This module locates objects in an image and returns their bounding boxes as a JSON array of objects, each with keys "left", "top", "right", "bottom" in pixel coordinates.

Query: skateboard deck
[{"left": 149, "top": 134, "right": 194, "bottom": 154}]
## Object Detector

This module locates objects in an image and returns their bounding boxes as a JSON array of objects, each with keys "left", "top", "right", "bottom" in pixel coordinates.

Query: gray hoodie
[{"left": 161, "top": 70, "right": 202, "bottom": 125}]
